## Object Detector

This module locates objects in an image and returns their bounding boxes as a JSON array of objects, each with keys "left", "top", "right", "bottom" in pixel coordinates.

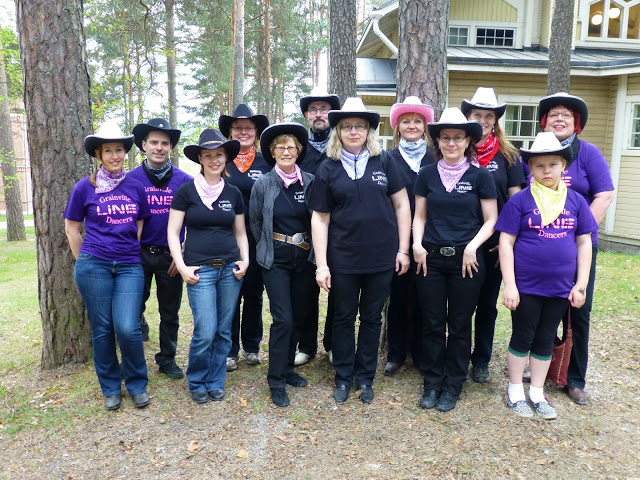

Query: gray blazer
[{"left": 249, "top": 169, "right": 315, "bottom": 270}]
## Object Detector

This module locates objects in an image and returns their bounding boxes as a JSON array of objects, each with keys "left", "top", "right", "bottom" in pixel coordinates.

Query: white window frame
[
  {"left": 448, "top": 26, "right": 470, "bottom": 46},
  {"left": 578, "top": 0, "right": 640, "bottom": 46},
  {"left": 499, "top": 95, "right": 541, "bottom": 149},
  {"left": 622, "top": 96, "right": 640, "bottom": 155},
  {"left": 475, "top": 26, "right": 516, "bottom": 48}
]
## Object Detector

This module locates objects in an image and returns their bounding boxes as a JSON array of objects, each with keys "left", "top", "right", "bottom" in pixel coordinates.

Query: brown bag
[{"left": 547, "top": 309, "right": 572, "bottom": 386}]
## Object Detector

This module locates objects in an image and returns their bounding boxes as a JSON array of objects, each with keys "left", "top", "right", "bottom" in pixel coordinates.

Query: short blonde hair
[{"left": 327, "top": 119, "right": 381, "bottom": 160}]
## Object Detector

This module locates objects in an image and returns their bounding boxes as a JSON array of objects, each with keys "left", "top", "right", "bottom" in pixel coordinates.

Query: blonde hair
[
  {"left": 327, "top": 119, "right": 381, "bottom": 160},
  {"left": 270, "top": 134, "right": 303, "bottom": 159}
]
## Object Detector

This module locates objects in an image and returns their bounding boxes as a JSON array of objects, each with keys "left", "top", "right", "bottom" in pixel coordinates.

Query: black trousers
[
  {"left": 566, "top": 244, "right": 598, "bottom": 389},
  {"left": 297, "top": 286, "right": 334, "bottom": 355},
  {"left": 230, "top": 234, "right": 264, "bottom": 357},
  {"left": 471, "top": 244, "right": 502, "bottom": 368},
  {"left": 262, "top": 241, "right": 315, "bottom": 388},
  {"left": 387, "top": 257, "right": 421, "bottom": 364},
  {"left": 140, "top": 248, "right": 183, "bottom": 366},
  {"left": 331, "top": 270, "right": 394, "bottom": 387},
  {"left": 417, "top": 250, "right": 485, "bottom": 396}
]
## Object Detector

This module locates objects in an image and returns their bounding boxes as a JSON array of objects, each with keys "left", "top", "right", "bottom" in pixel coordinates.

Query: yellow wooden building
[{"left": 356, "top": 0, "right": 640, "bottom": 253}]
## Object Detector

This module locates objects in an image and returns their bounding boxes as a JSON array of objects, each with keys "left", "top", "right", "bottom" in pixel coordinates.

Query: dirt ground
[{"left": 1, "top": 305, "right": 639, "bottom": 480}]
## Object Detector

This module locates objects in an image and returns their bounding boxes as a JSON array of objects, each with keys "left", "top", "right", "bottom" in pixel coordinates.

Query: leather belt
[
  {"left": 142, "top": 245, "right": 171, "bottom": 255},
  {"left": 426, "top": 245, "right": 466, "bottom": 257},
  {"left": 208, "top": 259, "right": 229, "bottom": 268},
  {"left": 272, "top": 232, "right": 310, "bottom": 251}
]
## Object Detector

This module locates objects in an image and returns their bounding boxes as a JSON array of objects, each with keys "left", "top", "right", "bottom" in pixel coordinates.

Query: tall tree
[
  {"left": 165, "top": 0, "right": 179, "bottom": 165},
  {"left": 397, "top": 0, "right": 449, "bottom": 118},
  {"left": 0, "top": 28, "right": 26, "bottom": 241},
  {"left": 547, "top": 0, "right": 575, "bottom": 94},
  {"left": 232, "top": 0, "right": 245, "bottom": 109},
  {"left": 16, "top": 0, "right": 93, "bottom": 368},
  {"left": 329, "top": 0, "right": 357, "bottom": 104}
]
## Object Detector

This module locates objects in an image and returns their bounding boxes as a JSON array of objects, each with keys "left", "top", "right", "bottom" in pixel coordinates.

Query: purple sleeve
[
  {"left": 494, "top": 191, "right": 523, "bottom": 236},
  {"left": 581, "top": 142, "right": 614, "bottom": 196},
  {"left": 134, "top": 181, "right": 152, "bottom": 220},
  {"left": 63, "top": 179, "right": 89, "bottom": 221},
  {"left": 574, "top": 192, "right": 599, "bottom": 236}
]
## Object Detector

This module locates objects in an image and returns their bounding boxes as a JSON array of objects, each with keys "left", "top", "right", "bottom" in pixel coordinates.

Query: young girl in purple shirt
[{"left": 496, "top": 132, "right": 598, "bottom": 419}]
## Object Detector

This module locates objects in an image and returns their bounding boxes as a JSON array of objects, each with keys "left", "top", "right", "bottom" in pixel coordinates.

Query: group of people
[{"left": 64, "top": 86, "right": 613, "bottom": 419}]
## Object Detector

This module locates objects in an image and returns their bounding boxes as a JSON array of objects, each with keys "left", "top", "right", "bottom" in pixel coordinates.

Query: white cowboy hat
[
  {"left": 461, "top": 87, "right": 507, "bottom": 118},
  {"left": 84, "top": 120, "right": 134, "bottom": 157},
  {"left": 520, "top": 131, "right": 572, "bottom": 163},
  {"left": 328, "top": 97, "right": 380, "bottom": 130},
  {"left": 427, "top": 107, "right": 483, "bottom": 144}
]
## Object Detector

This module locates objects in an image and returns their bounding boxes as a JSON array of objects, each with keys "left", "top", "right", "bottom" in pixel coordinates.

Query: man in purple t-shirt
[{"left": 130, "top": 118, "right": 192, "bottom": 379}]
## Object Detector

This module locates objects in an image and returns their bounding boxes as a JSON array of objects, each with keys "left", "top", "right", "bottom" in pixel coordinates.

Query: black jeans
[
  {"left": 230, "top": 234, "right": 264, "bottom": 357},
  {"left": 331, "top": 270, "right": 394, "bottom": 387},
  {"left": 297, "top": 285, "right": 334, "bottom": 356},
  {"left": 140, "top": 247, "right": 183, "bottom": 366},
  {"left": 387, "top": 258, "right": 421, "bottom": 364},
  {"left": 262, "top": 241, "right": 315, "bottom": 388},
  {"left": 566, "top": 244, "right": 598, "bottom": 389},
  {"left": 471, "top": 244, "right": 502, "bottom": 368},
  {"left": 417, "top": 249, "right": 485, "bottom": 396}
]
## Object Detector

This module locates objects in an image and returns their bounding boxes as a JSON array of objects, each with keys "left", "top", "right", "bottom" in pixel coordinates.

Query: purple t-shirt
[
  {"left": 64, "top": 176, "right": 151, "bottom": 263},
  {"left": 521, "top": 139, "right": 613, "bottom": 243},
  {"left": 127, "top": 165, "right": 192, "bottom": 246},
  {"left": 495, "top": 187, "right": 598, "bottom": 298}
]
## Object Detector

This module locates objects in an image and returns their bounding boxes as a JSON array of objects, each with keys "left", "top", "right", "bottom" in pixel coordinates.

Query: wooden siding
[
  {"left": 627, "top": 74, "right": 640, "bottom": 94},
  {"left": 613, "top": 156, "right": 640, "bottom": 239},
  {"left": 451, "top": 0, "right": 517, "bottom": 22}
]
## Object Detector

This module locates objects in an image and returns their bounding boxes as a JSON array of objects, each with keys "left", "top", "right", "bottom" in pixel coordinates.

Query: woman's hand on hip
[
  {"left": 179, "top": 265, "right": 200, "bottom": 284},
  {"left": 462, "top": 245, "right": 479, "bottom": 278},
  {"left": 233, "top": 260, "right": 249, "bottom": 280}
]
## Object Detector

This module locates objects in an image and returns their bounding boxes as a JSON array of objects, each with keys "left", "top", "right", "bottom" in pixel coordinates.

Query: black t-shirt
[
  {"left": 388, "top": 147, "right": 436, "bottom": 216},
  {"left": 300, "top": 144, "right": 329, "bottom": 175},
  {"left": 225, "top": 152, "right": 271, "bottom": 231},
  {"left": 272, "top": 184, "right": 309, "bottom": 235},
  {"left": 307, "top": 154, "right": 408, "bottom": 274},
  {"left": 414, "top": 163, "right": 497, "bottom": 247},
  {"left": 171, "top": 181, "right": 245, "bottom": 266}
]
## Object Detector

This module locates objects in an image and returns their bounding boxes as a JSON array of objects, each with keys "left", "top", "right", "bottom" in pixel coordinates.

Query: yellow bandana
[{"left": 530, "top": 178, "right": 567, "bottom": 226}]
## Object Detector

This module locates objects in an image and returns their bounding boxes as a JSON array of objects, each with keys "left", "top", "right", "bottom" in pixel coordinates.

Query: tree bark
[
  {"left": 547, "top": 0, "right": 575, "bottom": 94},
  {"left": 165, "top": 0, "right": 179, "bottom": 166},
  {"left": 0, "top": 35, "right": 26, "bottom": 241},
  {"left": 329, "top": 0, "right": 357, "bottom": 104},
  {"left": 397, "top": 0, "right": 449, "bottom": 119},
  {"left": 15, "top": 0, "right": 93, "bottom": 368},
  {"left": 232, "top": 0, "right": 245, "bottom": 110}
]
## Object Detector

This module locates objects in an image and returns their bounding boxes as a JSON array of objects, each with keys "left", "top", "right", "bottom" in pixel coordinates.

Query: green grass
[
  {"left": 0, "top": 232, "right": 638, "bottom": 436},
  {"left": 0, "top": 214, "right": 34, "bottom": 223}
]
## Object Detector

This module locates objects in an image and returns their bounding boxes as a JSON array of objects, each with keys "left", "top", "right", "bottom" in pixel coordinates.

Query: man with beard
[
  {"left": 294, "top": 88, "right": 341, "bottom": 366},
  {"left": 129, "top": 118, "right": 192, "bottom": 379}
]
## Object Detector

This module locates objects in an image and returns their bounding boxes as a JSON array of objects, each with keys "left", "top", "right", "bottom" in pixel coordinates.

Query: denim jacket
[{"left": 249, "top": 168, "right": 315, "bottom": 270}]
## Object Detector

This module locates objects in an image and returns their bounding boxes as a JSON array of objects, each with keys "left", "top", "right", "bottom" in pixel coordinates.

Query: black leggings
[{"left": 509, "top": 294, "right": 569, "bottom": 360}]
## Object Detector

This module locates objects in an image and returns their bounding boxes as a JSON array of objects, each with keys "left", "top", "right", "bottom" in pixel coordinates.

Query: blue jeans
[
  {"left": 74, "top": 253, "right": 148, "bottom": 397},
  {"left": 186, "top": 264, "right": 243, "bottom": 392}
]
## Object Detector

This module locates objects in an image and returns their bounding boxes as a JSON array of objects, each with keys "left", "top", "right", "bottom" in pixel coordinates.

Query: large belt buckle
[
  {"left": 210, "top": 259, "right": 227, "bottom": 268},
  {"left": 148, "top": 246, "right": 162, "bottom": 254},
  {"left": 440, "top": 246, "right": 456, "bottom": 257},
  {"left": 291, "top": 233, "right": 305, "bottom": 245}
]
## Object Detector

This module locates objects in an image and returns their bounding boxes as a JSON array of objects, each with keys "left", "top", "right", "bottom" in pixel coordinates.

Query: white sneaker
[
  {"left": 327, "top": 351, "right": 333, "bottom": 365},
  {"left": 294, "top": 352, "right": 310, "bottom": 366}
]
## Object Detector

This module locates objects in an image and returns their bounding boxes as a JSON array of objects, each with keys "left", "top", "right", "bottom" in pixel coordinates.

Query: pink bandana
[
  {"left": 95, "top": 166, "right": 126, "bottom": 194},
  {"left": 194, "top": 173, "right": 225, "bottom": 209},
  {"left": 275, "top": 164, "right": 303, "bottom": 188},
  {"left": 437, "top": 158, "right": 470, "bottom": 193}
]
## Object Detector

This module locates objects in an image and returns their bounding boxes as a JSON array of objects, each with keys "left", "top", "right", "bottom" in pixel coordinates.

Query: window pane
[
  {"left": 521, "top": 105, "right": 537, "bottom": 120},
  {"left": 589, "top": 0, "right": 604, "bottom": 37},
  {"left": 628, "top": 5, "right": 640, "bottom": 39},
  {"left": 520, "top": 122, "right": 534, "bottom": 137},
  {"left": 633, "top": 134, "right": 640, "bottom": 148}
]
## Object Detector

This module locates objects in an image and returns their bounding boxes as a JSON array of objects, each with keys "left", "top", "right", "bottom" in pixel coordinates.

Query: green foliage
[{"left": 1, "top": 27, "right": 23, "bottom": 105}]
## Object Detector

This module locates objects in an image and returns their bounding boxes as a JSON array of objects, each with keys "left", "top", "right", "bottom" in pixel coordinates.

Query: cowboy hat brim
[
  {"left": 328, "top": 110, "right": 380, "bottom": 130},
  {"left": 132, "top": 123, "right": 181, "bottom": 151},
  {"left": 259, "top": 123, "right": 309, "bottom": 166},
  {"left": 218, "top": 114, "right": 269, "bottom": 139},
  {"left": 390, "top": 103, "right": 435, "bottom": 129},
  {"left": 300, "top": 94, "right": 341, "bottom": 114},
  {"left": 427, "top": 121, "right": 483, "bottom": 145},
  {"left": 183, "top": 139, "right": 241, "bottom": 164},
  {"left": 84, "top": 135, "right": 134, "bottom": 158},
  {"left": 538, "top": 94, "right": 588, "bottom": 130},
  {"left": 460, "top": 99, "right": 507, "bottom": 119}
]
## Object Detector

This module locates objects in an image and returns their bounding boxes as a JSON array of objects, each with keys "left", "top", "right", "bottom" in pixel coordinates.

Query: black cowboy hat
[
  {"left": 538, "top": 92, "right": 588, "bottom": 130},
  {"left": 132, "top": 118, "right": 182, "bottom": 151},
  {"left": 218, "top": 103, "right": 269, "bottom": 139},
  {"left": 299, "top": 87, "right": 341, "bottom": 114},
  {"left": 259, "top": 123, "right": 309, "bottom": 166},
  {"left": 183, "top": 129, "right": 241, "bottom": 164},
  {"left": 84, "top": 120, "right": 134, "bottom": 157},
  {"left": 328, "top": 97, "right": 380, "bottom": 130}
]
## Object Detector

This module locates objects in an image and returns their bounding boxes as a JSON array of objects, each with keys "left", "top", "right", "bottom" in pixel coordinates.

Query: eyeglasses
[
  {"left": 547, "top": 112, "right": 573, "bottom": 120},
  {"left": 231, "top": 126, "right": 256, "bottom": 132},
  {"left": 340, "top": 124, "right": 368, "bottom": 132},
  {"left": 274, "top": 146, "right": 298, "bottom": 153},
  {"left": 438, "top": 135, "right": 467, "bottom": 144},
  {"left": 308, "top": 107, "right": 330, "bottom": 115}
]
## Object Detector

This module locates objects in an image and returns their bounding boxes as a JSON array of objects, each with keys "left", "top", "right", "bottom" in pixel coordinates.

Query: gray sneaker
[
  {"left": 471, "top": 366, "right": 491, "bottom": 384},
  {"left": 530, "top": 399, "right": 557, "bottom": 420},
  {"left": 245, "top": 352, "right": 261, "bottom": 365},
  {"left": 226, "top": 356, "right": 238, "bottom": 372},
  {"left": 507, "top": 397, "right": 533, "bottom": 418}
]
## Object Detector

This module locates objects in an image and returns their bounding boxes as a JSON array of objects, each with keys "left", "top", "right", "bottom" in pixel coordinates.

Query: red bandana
[
  {"left": 234, "top": 146, "right": 256, "bottom": 173},
  {"left": 476, "top": 132, "right": 499, "bottom": 167}
]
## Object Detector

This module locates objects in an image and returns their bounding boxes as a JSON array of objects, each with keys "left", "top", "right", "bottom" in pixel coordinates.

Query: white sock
[
  {"left": 529, "top": 386, "right": 547, "bottom": 404},
  {"left": 508, "top": 382, "right": 526, "bottom": 403}
]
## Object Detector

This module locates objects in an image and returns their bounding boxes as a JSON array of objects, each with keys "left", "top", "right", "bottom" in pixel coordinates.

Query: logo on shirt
[
  {"left": 294, "top": 191, "right": 305, "bottom": 203},
  {"left": 455, "top": 181, "right": 472, "bottom": 193},
  {"left": 527, "top": 208, "right": 575, "bottom": 239},
  {"left": 486, "top": 161, "right": 498, "bottom": 173},
  {"left": 247, "top": 169, "right": 264, "bottom": 181},
  {"left": 371, "top": 170, "right": 388, "bottom": 187},
  {"left": 218, "top": 200, "right": 233, "bottom": 212}
]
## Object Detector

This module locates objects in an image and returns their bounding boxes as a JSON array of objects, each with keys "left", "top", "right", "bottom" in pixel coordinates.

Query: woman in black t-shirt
[
  {"left": 218, "top": 103, "right": 270, "bottom": 371},
  {"left": 308, "top": 97, "right": 411, "bottom": 404},
  {"left": 168, "top": 129, "right": 249, "bottom": 404},
  {"left": 413, "top": 108, "right": 498, "bottom": 413},
  {"left": 461, "top": 88, "right": 525, "bottom": 385}
]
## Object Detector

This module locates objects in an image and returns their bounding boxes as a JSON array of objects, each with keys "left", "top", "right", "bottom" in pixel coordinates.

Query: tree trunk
[
  {"left": 165, "top": 0, "right": 179, "bottom": 166},
  {"left": 547, "top": 0, "right": 575, "bottom": 94},
  {"left": 15, "top": 0, "right": 93, "bottom": 368},
  {"left": 232, "top": 0, "right": 245, "bottom": 110},
  {"left": 397, "top": 0, "right": 449, "bottom": 119},
  {"left": 0, "top": 35, "right": 26, "bottom": 242},
  {"left": 329, "top": 0, "right": 357, "bottom": 104}
]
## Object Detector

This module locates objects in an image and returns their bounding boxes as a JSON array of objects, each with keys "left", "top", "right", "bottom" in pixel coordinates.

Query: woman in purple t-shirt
[
  {"left": 497, "top": 132, "right": 598, "bottom": 420},
  {"left": 64, "top": 121, "right": 151, "bottom": 411}
]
